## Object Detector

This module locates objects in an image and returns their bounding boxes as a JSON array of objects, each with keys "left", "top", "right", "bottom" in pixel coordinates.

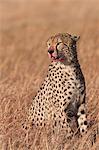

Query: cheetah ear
[{"left": 71, "top": 35, "right": 80, "bottom": 42}]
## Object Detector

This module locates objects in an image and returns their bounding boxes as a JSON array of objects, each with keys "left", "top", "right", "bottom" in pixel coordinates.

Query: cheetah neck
[
  {"left": 50, "top": 61, "right": 75, "bottom": 70},
  {"left": 51, "top": 59, "right": 80, "bottom": 68}
]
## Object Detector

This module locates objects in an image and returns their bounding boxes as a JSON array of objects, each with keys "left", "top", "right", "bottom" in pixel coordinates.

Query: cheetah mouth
[{"left": 50, "top": 54, "right": 64, "bottom": 62}]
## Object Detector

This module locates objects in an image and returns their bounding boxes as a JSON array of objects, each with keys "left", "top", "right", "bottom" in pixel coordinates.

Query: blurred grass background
[{"left": 0, "top": 0, "right": 99, "bottom": 149}]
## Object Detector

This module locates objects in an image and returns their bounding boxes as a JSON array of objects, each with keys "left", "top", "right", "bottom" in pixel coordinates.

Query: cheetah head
[{"left": 47, "top": 33, "right": 80, "bottom": 64}]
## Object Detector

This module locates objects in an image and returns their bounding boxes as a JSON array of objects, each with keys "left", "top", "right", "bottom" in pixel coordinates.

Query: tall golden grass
[{"left": 0, "top": 0, "right": 99, "bottom": 149}]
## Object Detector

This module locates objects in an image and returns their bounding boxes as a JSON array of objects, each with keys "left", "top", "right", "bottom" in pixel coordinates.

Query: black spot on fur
[
  {"left": 64, "top": 89, "right": 67, "bottom": 92},
  {"left": 82, "top": 129, "right": 84, "bottom": 132},
  {"left": 70, "top": 78, "right": 74, "bottom": 80},
  {"left": 68, "top": 96, "right": 71, "bottom": 100},
  {"left": 44, "top": 91, "right": 45, "bottom": 94},
  {"left": 69, "top": 91, "right": 72, "bottom": 95},
  {"left": 63, "top": 102, "right": 67, "bottom": 106},
  {"left": 54, "top": 121, "right": 57, "bottom": 126},
  {"left": 54, "top": 114, "right": 56, "bottom": 117},
  {"left": 84, "top": 121, "right": 87, "bottom": 125},
  {"left": 41, "top": 113, "right": 43, "bottom": 116},
  {"left": 66, "top": 73, "right": 70, "bottom": 76},
  {"left": 81, "top": 110, "right": 85, "bottom": 114},
  {"left": 59, "top": 84, "right": 61, "bottom": 87}
]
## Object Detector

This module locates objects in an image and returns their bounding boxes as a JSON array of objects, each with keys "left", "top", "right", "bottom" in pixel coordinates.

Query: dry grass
[{"left": 0, "top": 0, "right": 99, "bottom": 149}]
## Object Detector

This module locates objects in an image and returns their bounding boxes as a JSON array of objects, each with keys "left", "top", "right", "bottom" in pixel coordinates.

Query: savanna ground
[{"left": 0, "top": 0, "right": 99, "bottom": 149}]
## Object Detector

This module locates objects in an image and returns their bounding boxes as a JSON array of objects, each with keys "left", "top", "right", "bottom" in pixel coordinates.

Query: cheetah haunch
[{"left": 23, "top": 33, "right": 87, "bottom": 136}]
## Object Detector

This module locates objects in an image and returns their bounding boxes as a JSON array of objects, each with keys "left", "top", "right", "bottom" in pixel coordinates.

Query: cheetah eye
[
  {"left": 47, "top": 43, "right": 51, "bottom": 47},
  {"left": 56, "top": 42, "right": 63, "bottom": 51},
  {"left": 56, "top": 42, "right": 69, "bottom": 52},
  {"left": 47, "top": 41, "right": 51, "bottom": 47}
]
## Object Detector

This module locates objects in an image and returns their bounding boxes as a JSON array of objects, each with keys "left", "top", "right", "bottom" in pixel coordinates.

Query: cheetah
[{"left": 23, "top": 33, "right": 87, "bottom": 136}]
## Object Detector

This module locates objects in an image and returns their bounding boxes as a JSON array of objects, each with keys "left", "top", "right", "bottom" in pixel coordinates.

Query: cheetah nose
[
  {"left": 48, "top": 47, "right": 54, "bottom": 54},
  {"left": 48, "top": 49, "right": 54, "bottom": 54}
]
